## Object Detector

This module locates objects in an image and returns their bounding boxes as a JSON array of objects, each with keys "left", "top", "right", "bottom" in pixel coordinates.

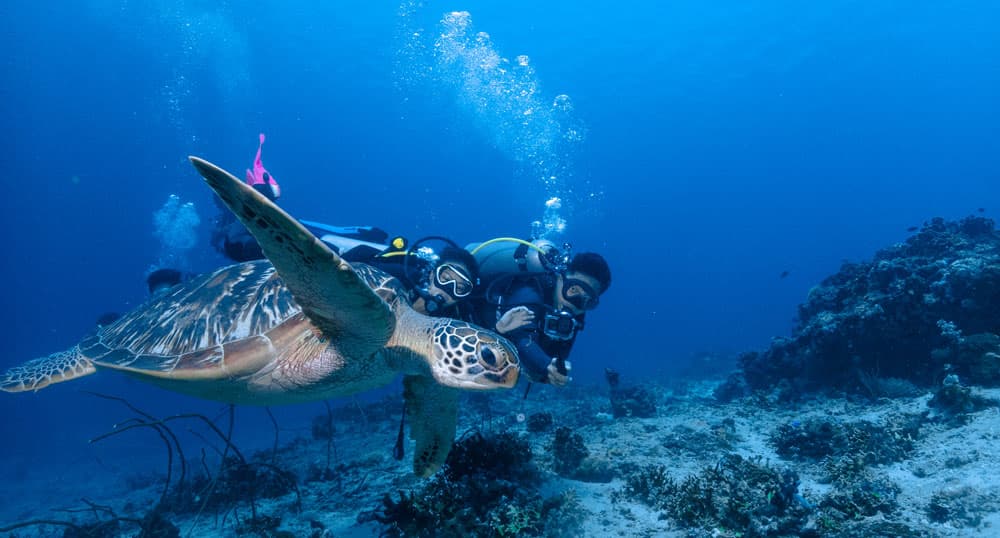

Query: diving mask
[
  {"left": 561, "top": 277, "right": 600, "bottom": 311},
  {"left": 435, "top": 263, "right": 474, "bottom": 298}
]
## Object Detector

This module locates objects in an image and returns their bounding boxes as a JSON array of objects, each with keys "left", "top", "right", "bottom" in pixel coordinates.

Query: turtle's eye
[{"left": 481, "top": 347, "right": 497, "bottom": 367}]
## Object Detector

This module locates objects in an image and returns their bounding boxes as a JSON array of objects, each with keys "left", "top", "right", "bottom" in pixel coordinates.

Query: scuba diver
[
  {"left": 466, "top": 238, "right": 612, "bottom": 387},
  {"left": 394, "top": 242, "right": 479, "bottom": 317},
  {"left": 211, "top": 133, "right": 282, "bottom": 263},
  {"left": 308, "top": 227, "right": 480, "bottom": 318}
]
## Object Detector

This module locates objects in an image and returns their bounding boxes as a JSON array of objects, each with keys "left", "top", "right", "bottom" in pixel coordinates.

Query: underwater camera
[{"left": 542, "top": 310, "right": 582, "bottom": 341}]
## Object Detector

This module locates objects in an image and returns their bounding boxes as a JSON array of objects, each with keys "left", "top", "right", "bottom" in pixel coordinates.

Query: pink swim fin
[{"left": 245, "top": 133, "right": 280, "bottom": 199}]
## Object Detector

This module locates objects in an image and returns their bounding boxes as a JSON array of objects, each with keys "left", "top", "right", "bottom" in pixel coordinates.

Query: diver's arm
[
  {"left": 496, "top": 284, "right": 555, "bottom": 383},
  {"left": 509, "top": 328, "right": 554, "bottom": 383}
]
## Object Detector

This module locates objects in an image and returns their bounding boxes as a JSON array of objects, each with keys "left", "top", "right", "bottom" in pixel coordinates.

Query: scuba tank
[
  {"left": 466, "top": 237, "right": 572, "bottom": 305},
  {"left": 466, "top": 238, "right": 569, "bottom": 285}
]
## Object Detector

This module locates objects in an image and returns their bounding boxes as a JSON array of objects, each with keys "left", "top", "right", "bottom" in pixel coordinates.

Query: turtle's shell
[
  {"left": 83, "top": 260, "right": 400, "bottom": 384},
  {"left": 89, "top": 262, "right": 297, "bottom": 369}
]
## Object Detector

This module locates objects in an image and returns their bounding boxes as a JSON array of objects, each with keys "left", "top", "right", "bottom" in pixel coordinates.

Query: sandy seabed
[{"left": 1, "top": 378, "right": 998, "bottom": 537}]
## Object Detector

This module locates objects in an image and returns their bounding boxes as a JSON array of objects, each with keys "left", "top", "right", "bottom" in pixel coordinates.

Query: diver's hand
[
  {"left": 496, "top": 306, "right": 534, "bottom": 334},
  {"left": 547, "top": 358, "right": 572, "bottom": 387}
]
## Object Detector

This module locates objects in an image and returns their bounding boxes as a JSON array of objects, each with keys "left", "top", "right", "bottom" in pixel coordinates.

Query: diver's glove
[
  {"left": 496, "top": 306, "right": 535, "bottom": 334},
  {"left": 547, "top": 358, "right": 572, "bottom": 387}
]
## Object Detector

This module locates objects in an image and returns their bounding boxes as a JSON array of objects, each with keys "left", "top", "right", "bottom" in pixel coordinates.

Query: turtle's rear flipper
[
  {"left": 1, "top": 347, "right": 96, "bottom": 393},
  {"left": 404, "top": 375, "right": 460, "bottom": 477}
]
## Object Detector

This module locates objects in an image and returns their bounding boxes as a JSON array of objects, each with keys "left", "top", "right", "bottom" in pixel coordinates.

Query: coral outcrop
[{"left": 723, "top": 216, "right": 1000, "bottom": 397}]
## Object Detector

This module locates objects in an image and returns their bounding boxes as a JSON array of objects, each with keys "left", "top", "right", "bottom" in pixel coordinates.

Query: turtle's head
[{"left": 429, "top": 320, "right": 519, "bottom": 390}]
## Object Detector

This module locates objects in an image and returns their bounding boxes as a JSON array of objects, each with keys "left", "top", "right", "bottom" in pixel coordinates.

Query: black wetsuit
[
  {"left": 212, "top": 220, "right": 264, "bottom": 262},
  {"left": 211, "top": 189, "right": 389, "bottom": 264},
  {"left": 471, "top": 276, "right": 581, "bottom": 384},
  {"left": 210, "top": 185, "right": 276, "bottom": 263}
]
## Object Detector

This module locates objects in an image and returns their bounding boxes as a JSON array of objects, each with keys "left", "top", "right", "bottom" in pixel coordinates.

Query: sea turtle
[{"left": 0, "top": 156, "right": 520, "bottom": 476}]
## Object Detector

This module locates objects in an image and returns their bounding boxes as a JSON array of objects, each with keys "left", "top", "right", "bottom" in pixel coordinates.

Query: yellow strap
[
  {"left": 469, "top": 237, "right": 547, "bottom": 255},
  {"left": 379, "top": 250, "right": 408, "bottom": 258}
]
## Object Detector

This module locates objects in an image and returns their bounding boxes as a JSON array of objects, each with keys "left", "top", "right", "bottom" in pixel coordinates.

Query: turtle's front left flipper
[
  {"left": 403, "top": 375, "right": 460, "bottom": 477},
  {"left": 188, "top": 157, "right": 394, "bottom": 357}
]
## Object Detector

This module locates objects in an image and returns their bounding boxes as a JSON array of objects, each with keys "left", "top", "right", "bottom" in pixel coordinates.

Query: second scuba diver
[
  {"left": 467, "top": 239, "right": 612, "bottom": 388},
  {"left": 211, "top": 133, "right": 282, "bottom": 262}
]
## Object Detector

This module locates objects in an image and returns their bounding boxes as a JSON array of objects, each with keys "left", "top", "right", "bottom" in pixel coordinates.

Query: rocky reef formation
[
  {"left": 720, "top": 216, "right": 1000, "bottom": 398},
  {"left": 363, "top": 430, "right": 586, "bottom": 537}
]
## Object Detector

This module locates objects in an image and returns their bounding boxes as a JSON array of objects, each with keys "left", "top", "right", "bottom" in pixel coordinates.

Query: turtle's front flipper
[
  {"left": 188, "top": 157, "right": 394, "bottom": 357},
  {"left": 403, "top": 375, "right": 460, "bottom": 477},
  {"left": 0, "top": 347, "right": 96, "bottom": 393}
]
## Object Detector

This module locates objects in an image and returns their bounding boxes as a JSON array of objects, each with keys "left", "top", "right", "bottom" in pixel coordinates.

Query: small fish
[
  {"left": 978, "top": 207, "right": 986, "bottom": 213},
  {"left": 907, "top": 226, "right": 918, "bottom": 232},
  {"left": 779, "top": 270, "right": 790, "bottom": 279}
]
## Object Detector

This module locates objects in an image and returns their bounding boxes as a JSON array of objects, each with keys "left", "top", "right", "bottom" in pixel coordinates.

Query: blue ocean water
[{"left": 0, "top": 0, "right": 998, "bottom": 492}]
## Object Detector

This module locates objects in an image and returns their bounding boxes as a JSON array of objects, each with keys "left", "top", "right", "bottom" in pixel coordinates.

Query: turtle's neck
[{"left": 383, "top": 305, "right": 440, "bottom": 376}]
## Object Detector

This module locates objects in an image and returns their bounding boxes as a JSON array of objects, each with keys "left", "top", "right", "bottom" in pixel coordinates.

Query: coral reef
[
  {"left": 551, "top": 426, "right": 589, "bottom": 476},
  {"left": 364, "top": 430, "right": 585, "bottom": 537},
  {"left": 605, "top": 369, "right": 658, "bottom": 418},
  {"left": 616, "top": 453, "right": 919, "bottom": 536},
  {"left": 927, "top": 374, "right": 1000, "bottom": 426},
  {"left": 926, "top": 485, "right": 999, "bottom": 528},
  {"left": 525, "top": 412, "right": 554, "bottom": 433},
  {"left": 135, "top": 511, "right": 180, "bottom": 538},
  {"left": 932, "top": 333, "right": 1000, "bottom": 385},
  {"left": 724, "top": 216, "right": 1000, "bottom": 395},
  {"left": 609, "top": 385, "right": 658, "bottom": 418},
  {"left": 616, "top": 454, "right": 810, "bottom": 535},
  {"left": 167, "top": 454, "right": 298, "bottom": 514},
  {"left": 661, "top": 418, "right": 741, "bottom": 456},
  {"left": 769, "top": 414, "right": 920, "bottom": 472},
  {"left": 61, "top": 520, "right": 121, "bottom": 538},
  {"left": 819, "top": 473, "right": 900, "bottom": 519}
]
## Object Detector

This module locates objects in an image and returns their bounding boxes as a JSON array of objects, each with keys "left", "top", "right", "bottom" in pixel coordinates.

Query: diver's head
[
  {"left": 262, "top": 172, "right": 280, "bottom": 200},
  {"left": 147, "top": 268, "right": 183, "bottom": 297},
  {"left": 555, "top": 252, "right": 611, "bottom": 315},
  {"left": 251, "top": 181, "right": 280, "bottom": 202},
  {"left": 426, "top": 246, "right": 479, "bottom": 307}
]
